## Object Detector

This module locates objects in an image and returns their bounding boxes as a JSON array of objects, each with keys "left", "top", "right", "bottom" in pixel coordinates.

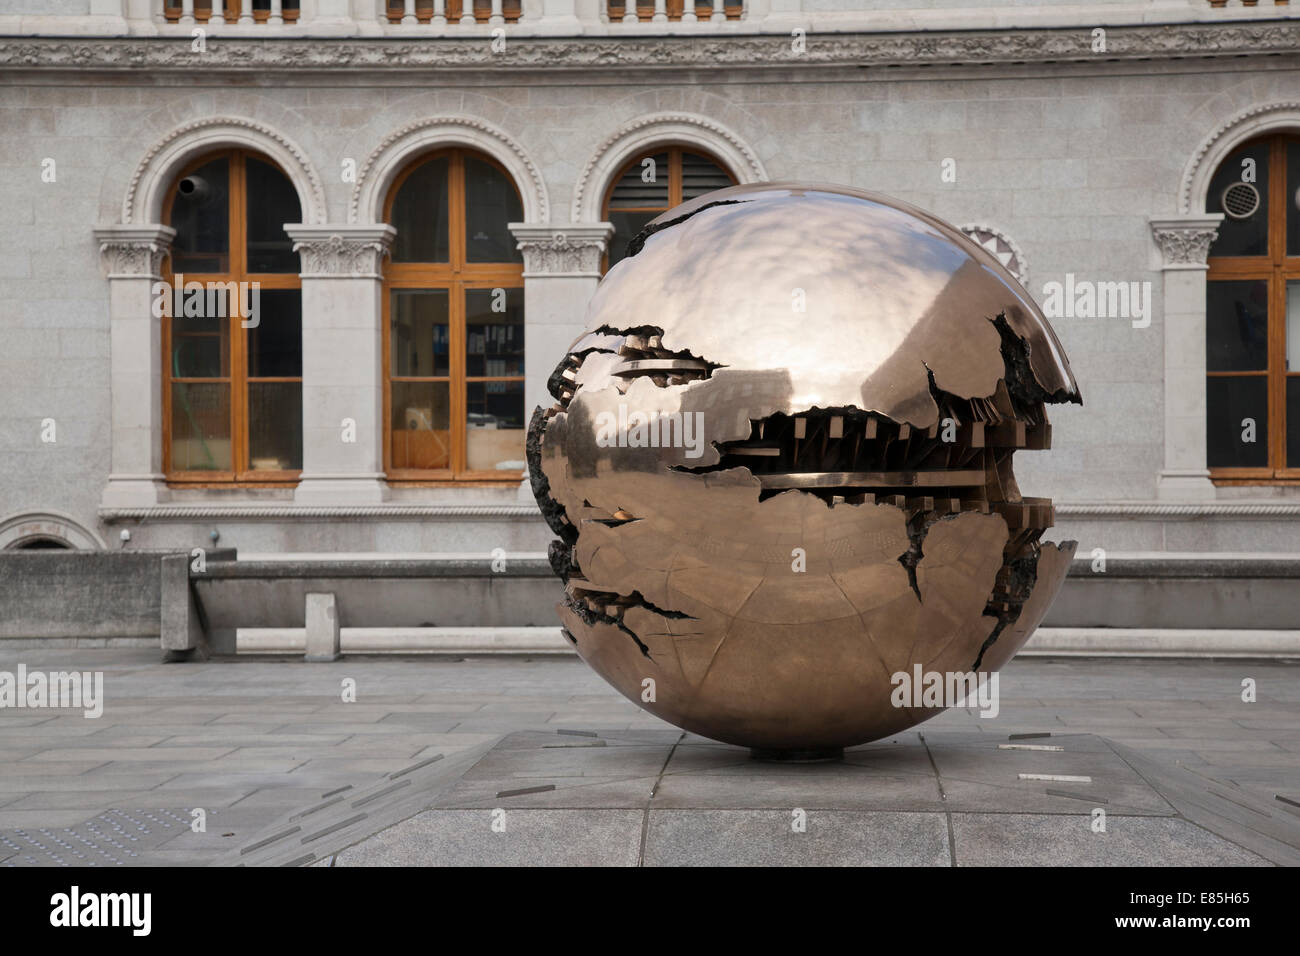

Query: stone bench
[
  {"left": 2, "top": 549, "right": 1296, "bottom": 660},
  {"left": 181, "top": 553, "right": 560, "bottom": 659}
]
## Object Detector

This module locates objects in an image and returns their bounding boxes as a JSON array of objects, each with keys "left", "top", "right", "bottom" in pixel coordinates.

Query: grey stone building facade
[{"left": 2, "top": 2, "right": 1299, "bottom": 628}]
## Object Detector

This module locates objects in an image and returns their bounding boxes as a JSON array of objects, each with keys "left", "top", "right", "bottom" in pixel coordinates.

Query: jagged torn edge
[
  {"left": 623, "top": 199, "right": 750, "bottom": 261},
  {"left": 529, "top": 295, "right": 1077, "bottom": 671},
  {"left": 562, "top": 589, "right": 695, "bottom": 661},
  {"left": 532, "top": 384, "right": 1034, "bottom": 669}
]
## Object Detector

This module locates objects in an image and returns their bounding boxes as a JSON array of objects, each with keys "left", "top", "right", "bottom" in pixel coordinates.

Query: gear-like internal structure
[{"left": 528, "top": 183, "right": 1082, "bottom": 752}]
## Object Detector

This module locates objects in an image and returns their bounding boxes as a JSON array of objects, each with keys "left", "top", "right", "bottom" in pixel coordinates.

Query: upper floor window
[
  {"left": 609, "top": 2, "right": 743, "bottom": 22},
  {"left": 163, "top": 1, "right": 301, "bottom": 23},
  {"left": 602, "top": 146, "right": 736, "bottom": 270},
  {"left": 384, "top": 148, "right": 526, "bottom": 481},
  {"left": 1204, "top": 133, "right": 1300, "bottom": 481},
  {"left": 384, "top": 0, "right": 521, "bottom": 23},
  {"left": 162, "top": 149, "right": 303, "bottom": 483}
]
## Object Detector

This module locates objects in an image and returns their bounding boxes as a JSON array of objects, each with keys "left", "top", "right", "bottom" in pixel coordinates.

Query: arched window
[
  {"left": 383, "top": 148, "right": 526, "bottom": 480},
  {"left": 1204, "top": 133, "right": 1300, "bottom": 481},
  {"left": 15, "top": 538, "right": 71, "bottom": 550},
  {"left": 162, "top": 149, "right": 303, "bottom": 483},
  {"left": 602, "top": 147, "right": 736, "bottom": 271}
]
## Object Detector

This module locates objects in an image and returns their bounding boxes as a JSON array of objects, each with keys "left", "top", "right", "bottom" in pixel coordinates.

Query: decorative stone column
[
  {"left": 509, "top": 223, "right": 614, "bottom": 422},
  {"left": 94, "top": 224, "right": 177, "bottom": 509},
  {"left": 1150, "top": 215, "right": 1223, "bottom": 501},
  {"left": 286, "top": 225, "right": 396, "bottom": 505}
]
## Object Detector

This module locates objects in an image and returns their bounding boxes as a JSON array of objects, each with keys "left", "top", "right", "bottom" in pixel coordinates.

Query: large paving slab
[
  {"left": 950, "top": 814, "right": 1266, "bottom": 866},
  {"left": 643, "top": 810, "right": 951, "bottom": 867},
  {"left": 0, "top": 650, "right": 1295, "bottom": 865},
  {"left": 327, "top": 727, "right": 1294, "bottom": 867}
]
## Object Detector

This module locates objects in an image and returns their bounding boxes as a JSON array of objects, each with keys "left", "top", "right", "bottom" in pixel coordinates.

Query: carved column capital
[
  {"left": 285, "top": 224, "right": 396, "bottom": 278},
  {"left": 1150, "top": 215, "right": 1223, "bottom": 271},
  {"left": 510, "top": 223, "right": 614, "bottom": 278},
  {"left": 93, "top": 224, "right": 176, "bottom": 279}
]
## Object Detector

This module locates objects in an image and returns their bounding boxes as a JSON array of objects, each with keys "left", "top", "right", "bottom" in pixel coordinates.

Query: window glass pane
[
  {"left": 392, "top": 156, "right": 450, "bottom": 262},
  {"left": 391, "top": 289, "right": 450, "bottom": 377},
  {"left": 1206, "top": 280, "right": 1269, "bottom": 372},
  {"left": 1289, "top": 280, "right": 1300, "bottom": 374},
  {"left": 680, "top": 151, "right": 733, "bottom": 201},
  {"left": 248, "top": 289, "right": 302, "bottom": 378},
  {"left": 171, "top": 310, "right": 228, "bottom": 379},
  {"left": 1288, "top": 140, "right": 1300, "bottom": 257},
  {"left": 170, "top": 156, "right": 229, "bottom": 273},
  {"left": 465, "top": 288, "right": 524, "bottom": 379},
  {"left": 607, "top": 210, "right": 656, "bottom": 268},
  {"left": 466, "top": 380, "right": 525, "bottom": 472},
  {"left": 249, "top": 0, "right": 301, "bottom": 13},
  {"left": 464, "top": 156, "right": 523, "bottom": 263},
  {"left": 171, "top": 382, "right": 231, "bottom": 471},
  {"left": 391, "top": 381, "right": 450, "bottom": 470},
  {"left": 1290, "top": 282, "right": 1300, "bottom": 469},
  {"left": 1289, "top": 377, "right": 1300, "bottom": 469},
  {"left": 245, "top": 157, "right": 302, "bottom": 273},
  {"left": 1205, "top": 140, "right": 1269, "bottom": 258},
  {"left": 248, "top": 382, "right": 302, "bottom": 471},
  {"left": 1207, "top": 376, "right": 1268, "bottom": 468},
  {"left": 607, "top": 152, "right": 670, "bottom": 209}
]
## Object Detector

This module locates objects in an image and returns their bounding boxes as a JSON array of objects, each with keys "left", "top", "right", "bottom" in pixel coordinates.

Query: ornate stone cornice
[
  {"left": 1058, "top": 501, "right": 1300, "bottom": 518},
  {"left": 98, "top": 503, "right": 545, "bottom": 521},
  {"left": 1150, "top": 216, "right": 1223, "bottom": 270},
  {"left": 92, "top": 224, "right": 176, "bottom": 278},
  {"left": 92, "top": 500, "right": 1300, "bottom": 522},
  {"left": 510, "top": 224, "right": 613, "bottom": 277},
  {"left": 285, "top": 225, "right": 396, "bottom": 277},
  {"left": 5, "top": 23, "right": 1300, "bottom": 74}
]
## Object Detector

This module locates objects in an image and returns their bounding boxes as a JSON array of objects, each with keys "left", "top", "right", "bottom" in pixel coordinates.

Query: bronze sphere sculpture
[{"left": 527, "top": 182, "right": 1081, "bottom": 756}]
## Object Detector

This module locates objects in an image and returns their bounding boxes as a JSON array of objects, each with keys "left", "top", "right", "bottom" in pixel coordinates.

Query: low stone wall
[
  {"left": 0, "top": 549, "right": 234, "bottom": 643},
  {"left": 0, "top": 551, "right": 167, "bottom": 641},
  {"left": 1044, "top": 554, "right": 1300, "bottom": 630},
  {"left": 4, "top": 550, "right": 1296, "bottom": 657}
]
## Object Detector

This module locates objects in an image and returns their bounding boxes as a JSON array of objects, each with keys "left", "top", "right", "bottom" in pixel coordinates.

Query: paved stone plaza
[{"left": 0, "top": 650, "right": 1296, "bottom": 866}]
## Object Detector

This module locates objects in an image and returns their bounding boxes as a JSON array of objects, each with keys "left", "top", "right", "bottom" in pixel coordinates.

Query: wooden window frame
[
  {"left": 161, "top": 149, "right": 303, "bottom": 487},
  {"left": 383, "top": 148, "right": 526, "bottom": 485},
  {"left": 600, "top": 145, "right": 737, "bottom": 273},
  {"left": 1206, "top": 134, "right": 1300, "bottom": 484}
]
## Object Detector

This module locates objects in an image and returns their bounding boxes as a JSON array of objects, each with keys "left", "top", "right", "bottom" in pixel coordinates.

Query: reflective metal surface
[{"left": 528, "top": 183, "right": 1081, "bottom": 751}]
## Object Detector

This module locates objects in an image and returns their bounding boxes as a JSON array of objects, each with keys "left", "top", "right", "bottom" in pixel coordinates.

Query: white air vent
[{"left": 1221, "top": 181, "right": 1261, "bottom": 220}]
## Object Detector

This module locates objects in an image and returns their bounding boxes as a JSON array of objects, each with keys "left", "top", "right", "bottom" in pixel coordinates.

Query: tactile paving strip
[{"left": 0, "top": 809, "right": 193, "bottom": 867}]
